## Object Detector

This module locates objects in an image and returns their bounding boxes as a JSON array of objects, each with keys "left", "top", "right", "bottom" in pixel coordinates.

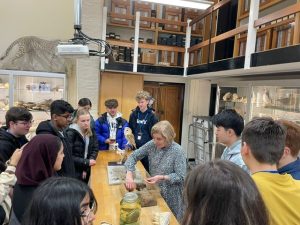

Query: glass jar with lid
[{"left": 120, "top": 192, "right": 141, "bottom": 225}]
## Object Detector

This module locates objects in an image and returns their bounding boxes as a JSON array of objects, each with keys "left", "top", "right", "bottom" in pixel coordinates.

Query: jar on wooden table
[{"left": 120, "top": 192, "right": 141, "bottom": 225}]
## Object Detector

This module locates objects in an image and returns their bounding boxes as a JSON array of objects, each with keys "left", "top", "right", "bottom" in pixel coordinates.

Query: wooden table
[{"left": 90, "top": 150, "right": 180, "bottom": 225}]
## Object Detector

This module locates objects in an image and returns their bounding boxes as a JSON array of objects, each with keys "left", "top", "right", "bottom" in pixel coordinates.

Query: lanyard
[{"left": 137, "top": 112, "right": 148, "bottom": 132}]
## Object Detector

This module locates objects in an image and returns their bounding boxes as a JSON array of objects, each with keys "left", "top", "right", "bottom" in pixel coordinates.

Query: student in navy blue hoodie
[
  {"left": 277, "top": 119, "right": 300, "bottom": 180},
  {"left": 95, "top": 99, "right": 128, "bottom": 150},
  {"left": 129, "top": 91, "right": 158, "bottom": 172}
]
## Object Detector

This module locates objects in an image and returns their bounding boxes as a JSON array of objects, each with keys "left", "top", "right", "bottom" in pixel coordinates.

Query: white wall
[
  {"left": 181, "top": 79, "right": 211, "bottom": 157},
  {"left": 0, "top": 0, "right": 74, "bottom": 54}
]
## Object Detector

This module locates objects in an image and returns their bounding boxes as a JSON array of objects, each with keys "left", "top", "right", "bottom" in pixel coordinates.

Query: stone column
[{"left": 74, "top": 0, "right": 104, "bottom": 117}]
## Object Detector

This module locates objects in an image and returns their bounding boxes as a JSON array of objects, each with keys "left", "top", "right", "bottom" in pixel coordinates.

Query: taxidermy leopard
[{"left": 0, "top": 36, "right": 69, "bottom": 73}]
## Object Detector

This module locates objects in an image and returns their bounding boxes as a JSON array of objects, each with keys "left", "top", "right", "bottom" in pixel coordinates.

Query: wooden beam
[
  {"left": 257, "top": 18, "right": 294, "bottom": 33},
  {"left": 109, "top": 12, "right": 134, "bottom": 20},
  {"left": 238, "top": 0, "right": 283, "bottom": 21},
  {"left": 190, "top": 0, "right": 231, "bottom": 26},
  {"left": 107, "top": 39, "right": 134, "bottom": 48},
  {"left": 188, "top": 24, "right": 248, "bottom": 52},
  {"left": 293, "top": 12, "right": 300, "bottom": 44},
  {"left": 254, "top": 2, "right": 300, "bottom": 27},
  {"left": 139, "top": 43, "right": 185, "bottom": 52},
  {"left": 140, "top": 16, "right": 187, "bottom": 27},
  {"left": 109, "top": 13, "right": 187, "bottom": 27}
]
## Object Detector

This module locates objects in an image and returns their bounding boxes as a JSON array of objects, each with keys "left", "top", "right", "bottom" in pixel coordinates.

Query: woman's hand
[
  {"left": 144, "top": 175, "right": 165, "bottom": 184},
  {"left": 82, "top": 171, "right": 87, "bottom": 179},
  {"left": 89, "top": 159, "right": 96, "bottom": 166},
  {"left": 10, "top": 148, "right": 23, "bottom": 167},
  {"left": 125, "top": 171, "right": 136, "bottom": 191}
]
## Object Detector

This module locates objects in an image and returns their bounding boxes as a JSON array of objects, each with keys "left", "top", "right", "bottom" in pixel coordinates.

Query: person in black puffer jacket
[
  {"left": 66, "top": 108, "right": 98, "bottom": 183},
  {"left": 36, "top": 100, "right": 75, "bottom": 178}
]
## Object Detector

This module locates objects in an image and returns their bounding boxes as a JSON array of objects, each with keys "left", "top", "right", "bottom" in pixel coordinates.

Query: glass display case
[
  {"left": 250, "top": 85, "right": 300, "bottom": 124},
  {"left": 215, "top": 83, "right": 251, "bottom": 121},
  {"left": 214, "top": 80, "right": 300, "bottom": 125},
  {"left": 0, "top": 73, "right": 10, "bottom": 126},
  {"left": 0, "top": 70, "right": 66, "bottom": 135}
]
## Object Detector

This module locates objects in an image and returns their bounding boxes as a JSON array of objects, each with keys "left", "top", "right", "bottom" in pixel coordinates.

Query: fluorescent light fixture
[{"left": 139, "top": 0, "right": 213, "bottom": 10}]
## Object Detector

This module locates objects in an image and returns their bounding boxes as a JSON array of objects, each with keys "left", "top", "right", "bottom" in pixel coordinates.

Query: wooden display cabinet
[
  {"left": 271, "top": 23, "right": 294, "bottom": 48},
  {"left": 133, "top": 1, "right": 152, "bottom": 28},
  {"left": 105, "top": 1, "right": 205, "bottom": 67},
  {"left": 111, "top": 0, "right": 131, "bottom": 25},
  {"left": 238, "top": 0, "right": 283, "bottom": 20},
  {"left": 182, "top": 8, "right": 204, "bottom": 35},
  {"left": 163, "top": 6, "right": 182, "bottom": 32}
]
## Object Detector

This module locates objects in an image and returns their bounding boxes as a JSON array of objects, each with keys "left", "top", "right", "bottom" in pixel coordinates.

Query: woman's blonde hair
[
  {"left": 73, "top": 108, "right": 92, "bottom": 137},
  {"left": 151, "top": 120, "right": 176, "bottom": 145}
]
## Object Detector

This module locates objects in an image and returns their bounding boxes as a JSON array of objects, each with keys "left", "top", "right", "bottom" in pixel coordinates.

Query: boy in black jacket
[{"left": 36, "top": 100, "right": 75, "bottom": 178}]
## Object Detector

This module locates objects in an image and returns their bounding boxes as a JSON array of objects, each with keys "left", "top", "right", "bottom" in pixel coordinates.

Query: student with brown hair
[
  {"left": 277, "top": 119, "right": 300, "bottom": 180},
  {"left": 241, "top": 117, "right": 300, "bottom": 225},
  {"left": 182, "top": 160, "right": 269, "bottom": 225},
  {"left": 95, "top": 99, "right": 128, "bottom": 150},
  {"left": 0, "top": 107, "right": 32, "bottom": 161}
]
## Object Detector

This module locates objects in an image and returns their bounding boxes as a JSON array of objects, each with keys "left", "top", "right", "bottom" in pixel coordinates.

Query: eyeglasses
[
  {"left": 80, "top": 201, "right": 96, "bottom": 220},
  {"left": 58, "top": 114, "right": 73, "bottom": 120},
  {"left": 16, "top": 120, "right": 34, "bottom": 126}
]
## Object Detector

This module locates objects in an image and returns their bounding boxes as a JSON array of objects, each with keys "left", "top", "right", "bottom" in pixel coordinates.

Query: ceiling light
[{"left": 139, "top": 0, "right": 213, "bottom": 10}]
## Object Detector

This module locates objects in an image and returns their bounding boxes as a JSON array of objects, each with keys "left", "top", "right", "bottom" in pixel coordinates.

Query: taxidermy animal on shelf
[
  {"left": 263, "top": 88, "right": 272, "bottom": 106},
  {"left": 0, "top": 36, "right": 72, "bottom": 73},
  {"left": 124, "top": 127, "right": 136, "bottom": 149}
]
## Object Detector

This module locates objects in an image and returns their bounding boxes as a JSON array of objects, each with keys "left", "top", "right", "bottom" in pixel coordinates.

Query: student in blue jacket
[{"left": 95, "top": 99, "right": 128, "bottom": 150}]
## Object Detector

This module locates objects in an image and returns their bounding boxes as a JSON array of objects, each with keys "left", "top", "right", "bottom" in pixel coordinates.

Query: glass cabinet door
[
  {"left": 250, "top": 86, "right": 300, "bottom": 124},
  {"left": 13, "top": 75, "right": 65, "bottom": 128},
  {"left": 217, "top": 85, "right": 250, "bottom": 121},
  {"left": 0, "top": 74, "right": 10, "bottom": 126}
]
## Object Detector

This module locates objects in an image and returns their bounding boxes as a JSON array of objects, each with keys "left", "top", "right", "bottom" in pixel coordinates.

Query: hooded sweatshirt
[
  {"left": 129, "top": 107, "right": 158, "bottom": 148},
  {"left": 0, "top": 127, "right": 28, "bottom": 161}
]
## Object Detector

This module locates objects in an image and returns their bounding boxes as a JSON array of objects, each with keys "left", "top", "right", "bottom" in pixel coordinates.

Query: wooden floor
[{"left": 90, "top": 150, "right": 180, "bottom": 225}]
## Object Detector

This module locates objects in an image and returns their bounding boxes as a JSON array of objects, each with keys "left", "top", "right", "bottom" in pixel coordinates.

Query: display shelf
[
  {"left": 108, "top": 23, "right": 203, "bottom": 37},
  {"left": 238, "top": 0, "right": 283, "bottom": 21},
  {"left": 139, "top": 43, "right": 185, "bottom": 52},
  {"left": 263, "top": 105, "right": 300, "bottom": 113},
  {"left": 107, "top": 39, "right": 133, "bottom": 48},
  {"left": 0, "top": 70, "right": 66, "bottom": 135},
  {"left": 107, "top": 36, "right": 185, "bottom": 52},
  {"left": 220, "top": 100, "right": 247, "bottom": 104}
]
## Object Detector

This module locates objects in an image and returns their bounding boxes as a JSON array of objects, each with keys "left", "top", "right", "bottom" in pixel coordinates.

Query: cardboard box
[
  {"left": 159, "top": 51, "right": 178, "bottom": 66},
  {"left": 182, "top": 9, "right": 204, "bottom": 34},
  {"left": 134, "top": 1, "right": 152, "bottom": 28},
  {"left": 163, "top": 10, "right": 182, "bottom": 32},
  {"left": 142, "top": 50, "right": 157, "bottom": 64},
  {"left": 111, "top": 0, "right": 131, "bottom": 25}
]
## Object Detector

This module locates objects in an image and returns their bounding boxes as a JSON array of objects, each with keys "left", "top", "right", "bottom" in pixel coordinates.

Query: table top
[{"left": 90, "top": 150, "right": 180, "bottom": 225}]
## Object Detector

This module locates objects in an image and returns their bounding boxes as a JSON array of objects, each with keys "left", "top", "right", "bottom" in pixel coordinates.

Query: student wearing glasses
[
  {"left": 0, "top": 107, "right": 32, "bottom": 161},
  {"left": 22, "top": 176, "right": 97, "bottom": 225},
  {"left": 36, "top": 100, "right": 75, "bottom": 177}
]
